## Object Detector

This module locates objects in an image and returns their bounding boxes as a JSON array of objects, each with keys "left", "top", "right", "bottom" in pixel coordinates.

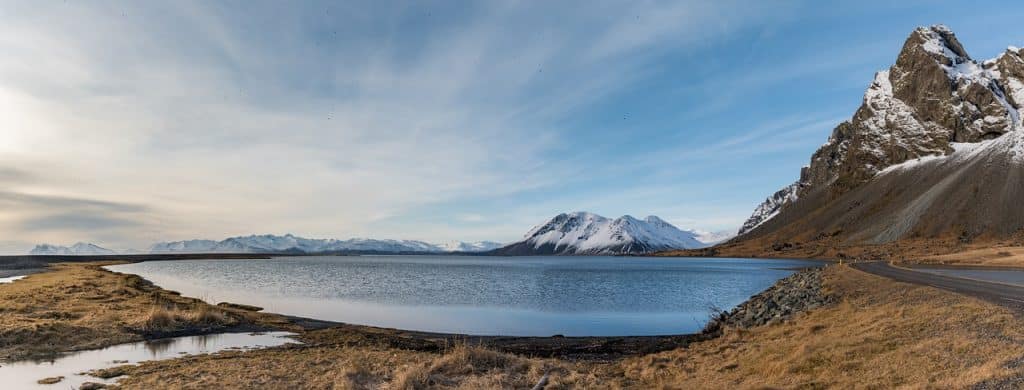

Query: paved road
[{"left": 852, "top": 261, "right": 1024, "bottom": 311}]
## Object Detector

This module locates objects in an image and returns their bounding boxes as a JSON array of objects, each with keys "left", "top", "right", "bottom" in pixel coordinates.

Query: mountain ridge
[{"left": 492, "top": 211, "right": 714, "bottom": 255}]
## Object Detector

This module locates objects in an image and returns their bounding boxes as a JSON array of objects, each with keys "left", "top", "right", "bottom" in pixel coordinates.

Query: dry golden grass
[
  {"left": 916, "top": 245, "right": 1024, "bottom": 267},
  {"left": 113, "top": 341, "right": 604, "bottom": 390},
  {"left": 603, "top": 265, "right": 1024, "bottom": 388},
  {"left": 0, "top": 262, "right": 286, "bottom": 360},
  {"left": 661, "top": 235, "right": 1024, "bottom": 265}
]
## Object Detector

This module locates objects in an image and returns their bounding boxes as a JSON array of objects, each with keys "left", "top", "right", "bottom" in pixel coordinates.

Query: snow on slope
[
  {"left": 497, "top": 212, "right": 707, "bottom": 255},
  {"left": 738, "top": 182, "right": 801, "bottom": 236},
  {"left": 30, "top": 242, "right": 116, "bottom": 255}
]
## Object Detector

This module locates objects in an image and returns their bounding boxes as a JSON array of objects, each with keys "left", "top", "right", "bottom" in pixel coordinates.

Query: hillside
[{"left": 721, "top": 25, "right": 1024, "bottom": 257}]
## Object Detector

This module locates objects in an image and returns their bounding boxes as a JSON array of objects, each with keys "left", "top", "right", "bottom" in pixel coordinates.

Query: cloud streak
[
  {"left": 3, "top": 1, "right": 1018, "bottom": 251},
  {"left": 0, "top": 1, "right": 794, "bottom": 250}
]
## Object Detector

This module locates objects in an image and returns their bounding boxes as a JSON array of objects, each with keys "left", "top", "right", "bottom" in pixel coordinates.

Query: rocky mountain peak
[
  {"left": 904, "top": 25, "right": 970, "bottom": 65},
  {"left": 740, "top": 25, "right": 1023, "bottom": 237}
]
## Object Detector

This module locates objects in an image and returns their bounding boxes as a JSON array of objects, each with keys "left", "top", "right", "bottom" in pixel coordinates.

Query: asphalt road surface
[{"left": 852, "top": 261, "right": 1024, "bottom": 311}]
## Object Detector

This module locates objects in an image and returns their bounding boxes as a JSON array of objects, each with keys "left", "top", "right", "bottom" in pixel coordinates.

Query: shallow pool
[{"left": 0, "top": 331, "right": 297, "bottom": 389}]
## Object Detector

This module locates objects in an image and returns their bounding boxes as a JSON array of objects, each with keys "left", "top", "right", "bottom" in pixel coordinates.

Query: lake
[{"left": 106, "top": 256, "right": 820, "bottom": 336}]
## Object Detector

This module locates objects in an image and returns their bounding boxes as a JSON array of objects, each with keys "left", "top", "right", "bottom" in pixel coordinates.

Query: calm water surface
[
  {"left": 0, "top": 332, "right": 296, "bottom": 389},
  {"left": 0, "top": 275, "right": 25, "bottom": 284},
  {"left": 107, "top": 256, "right": 820, "bottom": 336}
]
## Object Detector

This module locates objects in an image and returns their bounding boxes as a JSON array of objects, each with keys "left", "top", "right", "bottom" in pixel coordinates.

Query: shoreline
[{"left": 0, "top": 256, "right": 821, "bottom": 363}]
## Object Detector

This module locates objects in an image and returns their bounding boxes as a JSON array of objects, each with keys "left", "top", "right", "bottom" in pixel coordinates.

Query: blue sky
[{"left": 1, "top": 1, "right": 1022, "bottom": 252}]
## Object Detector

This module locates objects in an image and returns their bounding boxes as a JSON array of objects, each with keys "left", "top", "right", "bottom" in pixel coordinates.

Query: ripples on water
[{"left": 107, "top": 256, "right": 820, "bottom": 336}]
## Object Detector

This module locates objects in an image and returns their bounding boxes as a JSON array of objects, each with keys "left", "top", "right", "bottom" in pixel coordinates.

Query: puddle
[
  {"left": 0, "top": 331, "right": 297, "bottom": 389},
  {"left": 0, "top": 275, "right": 26, "bottom": 284}
]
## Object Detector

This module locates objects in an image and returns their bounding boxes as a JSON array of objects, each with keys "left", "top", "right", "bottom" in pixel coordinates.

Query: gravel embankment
[{"left": 705, "top": 267, "right": 833, "bottom": 332}]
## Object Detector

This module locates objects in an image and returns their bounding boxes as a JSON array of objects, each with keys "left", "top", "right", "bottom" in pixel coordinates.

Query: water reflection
[
  {"left": 0, "top": 275, "right": 26, "bottom": 284},
  {"left": 0, "top": 332, "right": 296, "bottom": 389}
]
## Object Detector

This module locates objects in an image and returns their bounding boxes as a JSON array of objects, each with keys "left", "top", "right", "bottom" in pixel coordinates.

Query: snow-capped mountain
[
  {"left": 737, "top": 25, "right": 1024, "bottom": 245},
  {"left": 435, "top": 241, "right": 504, "bottom": 252},
  {"left": 148, "top": 234, "right": 500, "bottom": 254},
  {"left": 689, "top": 229, "right": 737, "bottom": 246},
  {"left": 30, "top": 242, "right": 116, "bottom": 255},
  {"left": 492, "top": 212, "right": 707, "bottom": 255}
]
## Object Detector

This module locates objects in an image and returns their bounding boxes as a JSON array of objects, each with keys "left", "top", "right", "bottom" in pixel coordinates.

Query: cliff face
[{"left": 738, "top": 26, "right": 1023, "bottom": 244}]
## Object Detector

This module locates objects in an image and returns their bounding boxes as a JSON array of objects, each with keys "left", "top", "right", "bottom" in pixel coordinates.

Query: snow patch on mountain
[{"left": 879, "top": 130, "right": 1024, "bottom": 176}]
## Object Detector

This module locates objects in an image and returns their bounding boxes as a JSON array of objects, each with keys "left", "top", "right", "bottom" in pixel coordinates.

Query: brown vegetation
[
  {"left": 661, "top": 233, "right": 1024, "bottom": 266},
  {"left": 606, "top": 265, "right": 1024, "bottom": 388},
  {"left": 915, "top": 245, "right": 1024, "bottom": 267}
]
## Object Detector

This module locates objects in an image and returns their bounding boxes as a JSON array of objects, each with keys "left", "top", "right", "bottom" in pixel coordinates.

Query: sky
[{"left": 2, "top": 1, "right": 1023, "bottom": 253}]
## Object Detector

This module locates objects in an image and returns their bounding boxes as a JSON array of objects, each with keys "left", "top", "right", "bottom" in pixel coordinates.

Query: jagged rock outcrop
[{"left": 739, "top": 25, "right": 1022, "bottom": 240}]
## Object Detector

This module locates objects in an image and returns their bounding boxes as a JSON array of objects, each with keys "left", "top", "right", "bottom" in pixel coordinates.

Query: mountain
[
  {"left": 148, "top": 234, "right": 500, "bottom": 254},
  {"left": 30, "top": 242, "right": 116, "bottom": 255},
  {"left": 492, "top": 212, "right": 706, "bottom": 255},
  {"left": 735, "top": 25, "right": 1024, "bottom": 248},
  {"left": 690, "top": 229, "right": 737, "bottom": 246},
  {"left": 435, "top": 241, "right": 504, "bottom": 252}
]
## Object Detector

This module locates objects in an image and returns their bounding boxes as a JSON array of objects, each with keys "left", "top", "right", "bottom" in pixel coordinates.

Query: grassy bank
[
  {"left": 0, "top": 262, "right": 298, "bottom": 361},
  {"left": 4, "top": 262, "right": 1024, "bottom": 388}
]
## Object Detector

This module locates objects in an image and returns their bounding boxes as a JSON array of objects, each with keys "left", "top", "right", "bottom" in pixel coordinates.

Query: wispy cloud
[
  {"left": 0, "top": 1, "right": 791, "bottom": 250},
  {"left": 3, "top": 1, "right": 1018, "bottom": 251}
]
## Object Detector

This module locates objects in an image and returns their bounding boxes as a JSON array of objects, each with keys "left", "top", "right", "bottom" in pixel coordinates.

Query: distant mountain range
[
  {"left": 29, "top": 235, "right": 504, "bottom": 255},
  {"left": 734, "top": 25, "right": 1024, "bottom": 249},
  {"left": 490, "top": 212, "right": 731, "bottom": 255},
  {"left": 30, "top": 243, "right": 117, "bottom": 256},
  {"left": 29, "top": 214, "right": 730, "bottom": 256}
]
